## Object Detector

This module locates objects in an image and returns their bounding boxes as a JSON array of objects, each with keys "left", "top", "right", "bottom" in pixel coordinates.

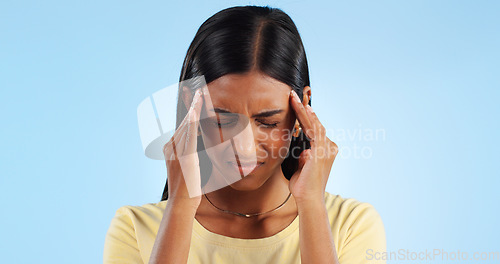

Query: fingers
[
  {"left": 289, "top": 90, "right": 315, "bottom": 142},
  {"left": 305, "top": 104, "right": 326, "bottom": 143},
  {"left": 179, "top": 89, "right": 203, "bottom": 198},
  {"left": 163, "top": 117, "right": 188, "bottom": 160},
  {"left": 185, "top": 89, "right": 203, "bottom": 153},
  {"left": 163, "top": 89, "right": 203, "bottom": 160}
]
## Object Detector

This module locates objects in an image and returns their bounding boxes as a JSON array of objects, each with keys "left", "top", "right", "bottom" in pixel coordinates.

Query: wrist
[
  {"left": 166, "top": 198, "right": 201, "bottom": 214},
  {"left": 295, "top": 198, "right": 326, "bottom": 214},
  {"left": 294, "top": 192, "right": 325, "bottom": 207}
]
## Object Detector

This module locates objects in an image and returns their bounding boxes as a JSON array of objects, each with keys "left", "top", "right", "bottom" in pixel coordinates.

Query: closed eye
[
  {"left": 213, "top": 120, "right": 237, "bottom": 128},
  {"left": 210, "top": 120, "right": 278, "bottom": 128},
  {"left": 258, "top": 120, "right": 279, "bottom": 128}
]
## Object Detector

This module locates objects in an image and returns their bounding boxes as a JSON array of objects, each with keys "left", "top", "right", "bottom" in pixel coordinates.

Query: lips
[{"left": 227, "top": 161, "right": 264, "bottom": 175}]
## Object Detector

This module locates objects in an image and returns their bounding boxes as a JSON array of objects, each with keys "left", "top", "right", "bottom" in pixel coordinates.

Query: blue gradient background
[{"left": 1, "top": 0, "right": 498, "bottom": 263}]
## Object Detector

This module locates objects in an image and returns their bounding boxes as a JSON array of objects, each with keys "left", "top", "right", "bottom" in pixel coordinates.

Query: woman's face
[{"left": 195, "top": 71, "right": 304, "bottom": 191}]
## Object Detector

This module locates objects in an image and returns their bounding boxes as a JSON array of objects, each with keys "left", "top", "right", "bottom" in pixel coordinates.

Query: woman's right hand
[
  {"left": 150, "top": 89, "right": 204, "bottom": 264},
  {"left": 162, "top": 89, "right": 204, "bottom": 208}
]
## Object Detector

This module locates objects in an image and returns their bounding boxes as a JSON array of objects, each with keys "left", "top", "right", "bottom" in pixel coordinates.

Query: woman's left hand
[{"left": 288, "top": 90, "right": 339, "bottom": 205}]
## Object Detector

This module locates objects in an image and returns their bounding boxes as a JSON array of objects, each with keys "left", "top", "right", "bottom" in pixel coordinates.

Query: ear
[{"left": 301, "top": 86, "right": 311, "bottom": 106}]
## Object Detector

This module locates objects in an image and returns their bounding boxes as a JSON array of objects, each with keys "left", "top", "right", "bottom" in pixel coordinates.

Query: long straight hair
[{"left": 161, "top": 5, "right": 311, "bottom": 201}]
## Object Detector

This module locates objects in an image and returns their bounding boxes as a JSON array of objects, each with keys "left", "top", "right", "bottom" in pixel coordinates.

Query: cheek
[{"left": 258, "top": 128, "right": 293, "bottom": 160}]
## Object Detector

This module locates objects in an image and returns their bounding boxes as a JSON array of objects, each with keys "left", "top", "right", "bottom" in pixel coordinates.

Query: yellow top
[{"left": 103, "top": 192, "right": 386, "bottom": 264}]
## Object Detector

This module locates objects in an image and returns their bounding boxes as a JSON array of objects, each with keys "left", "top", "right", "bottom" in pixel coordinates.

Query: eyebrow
[{"left": 210, "top": 108, "right": 284, "bottom": 118}]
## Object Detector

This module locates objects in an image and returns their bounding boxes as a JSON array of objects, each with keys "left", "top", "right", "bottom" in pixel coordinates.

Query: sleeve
[
  {"left": 338, "top": 203, "right": 387, "bottom": 264},
  {"left": 103, "top": 207, "right": 144, "bottom": 264}
]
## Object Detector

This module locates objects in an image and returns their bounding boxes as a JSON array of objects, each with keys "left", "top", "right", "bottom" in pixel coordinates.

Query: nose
[{"left": 230, "top": 119, "right": 258, "bottom": 163}]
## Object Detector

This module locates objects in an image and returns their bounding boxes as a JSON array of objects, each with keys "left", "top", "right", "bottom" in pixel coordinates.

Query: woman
[{"left": 104, "top": 5, "right": 386, "bottom": 264}]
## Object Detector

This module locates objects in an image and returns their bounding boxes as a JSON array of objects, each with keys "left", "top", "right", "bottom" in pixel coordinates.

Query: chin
[{"left": 228, "top": 175, "right": 266, "bottom": 191}]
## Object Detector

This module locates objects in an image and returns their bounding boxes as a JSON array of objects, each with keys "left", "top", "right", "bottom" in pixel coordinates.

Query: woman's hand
[
  {"left": 288, "top": 90, "right": 339, "bottom": 206},
  {"left": 162, "top": 89, "right": 204, "bottom": 208},
  {"left": 151, "top": 89, "right": 204, "bottom": 264}
]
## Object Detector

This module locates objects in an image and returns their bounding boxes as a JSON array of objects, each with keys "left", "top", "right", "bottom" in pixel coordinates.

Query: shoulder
[
  {"left": 113, "top": 200, "right": 167, "bottom": 217},
  {"left": 104, "top": 201, "right": 168, "bottom": 263},
  {"left": 105, "top": 200, "right": 168, "bottom": 244},
  {"left": 324, "top": 191, "right": 382, "bottom": 219},
  {"left": 109, "top": 200, "right": 168, "bottom": 229},
  {"left": 323, "top": 191, "right": 386, "bottom": 262},
  {"left": 323, "top": 191, "right": 385, "bottom": 236}
]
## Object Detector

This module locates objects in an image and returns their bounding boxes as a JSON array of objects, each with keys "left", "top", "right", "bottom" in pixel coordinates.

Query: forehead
[{"left": 204, "top": 72, "right": 291, "bottom": 111}]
